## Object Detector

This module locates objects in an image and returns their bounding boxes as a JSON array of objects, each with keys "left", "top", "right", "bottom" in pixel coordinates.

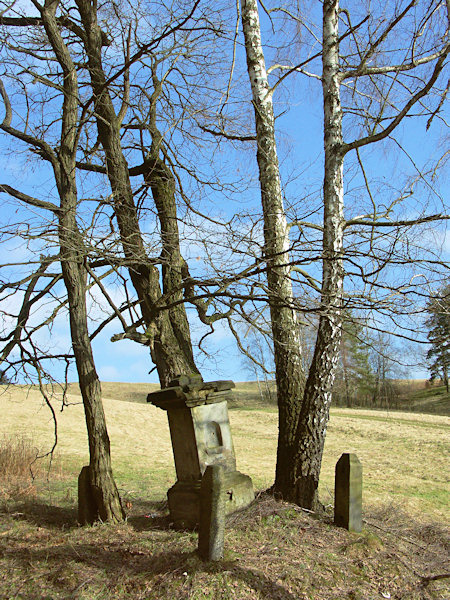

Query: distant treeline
[{"left": 235, "top": 378, "right": 449, "bottom": 416}]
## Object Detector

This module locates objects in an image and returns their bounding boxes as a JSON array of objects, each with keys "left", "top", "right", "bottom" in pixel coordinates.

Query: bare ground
[{"left": 0, "top": 491, "right": 448, "bottom": 600}]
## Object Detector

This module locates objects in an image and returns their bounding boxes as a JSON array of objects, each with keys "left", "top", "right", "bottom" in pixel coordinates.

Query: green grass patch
[{"left": 0, "top": 382, "right": 449, "bottom": 599}]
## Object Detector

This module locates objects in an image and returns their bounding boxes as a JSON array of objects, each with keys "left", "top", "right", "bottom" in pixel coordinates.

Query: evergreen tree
[
  {"left": 334, "top": 314, "right": 374, "bottom": 407},
  {"left": 425, "top": 285, "right": 450, "bottom": 393}
]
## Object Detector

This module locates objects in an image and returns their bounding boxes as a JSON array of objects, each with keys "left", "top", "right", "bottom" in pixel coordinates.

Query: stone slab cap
[
  {"left": 169, "top": 374, "right": 203, "bottom": 389},
  {"left": 147, "top": 378, "right": 235, "bottom": 410}
]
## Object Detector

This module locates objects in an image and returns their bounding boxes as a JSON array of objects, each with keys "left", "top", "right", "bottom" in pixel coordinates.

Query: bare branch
[
  {"left": 290, "top": 266, "right": 321, "bottom": 292},
  {"left": 117, "top": 24, "right": 131, "bottom": 127},
  {"left": 345, "top": 214, "right": 450, "bottom": 228},
  {"left": 343, "top": 51, "right": 449, "bottom": 154},
  {"left": 342, "top": 48, "right": 450, "bottom": 80},
  {"left": 110, "top": 331, "right": 151, "bottom": 345},
  {"left": 427, "top": 77, "right": 449, "bottom": 130},
  {"left": 0, "top": 81, "right": 57, "bottom": 163},
  {"left": 85, "top": 263, "right": 128, "bottom": 332},
  {"left": 0, "top": 78, "right": 12, "bottom": 126},
  {"left": 0, "top": 15, "right": 110, "bottom": 46},
  {"left": 288, "top": 220, "right": 324, "bottom": 232},
  {"left": 196, "top": 123, "right": 256, "bottom": 142},
  {"left": 347, "top": 0, "right": 417, "bottom": 75},
  {"left": 0, "top": 184, "right": 60, "bottom": 213},
  {"left": 0, "top": 259, "right": 61, "bottom": 364}
]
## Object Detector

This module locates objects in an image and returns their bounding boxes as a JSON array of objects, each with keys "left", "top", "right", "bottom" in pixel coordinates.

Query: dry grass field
[{"left": 0, "top": 383, "right": 448, "bottom": 599}]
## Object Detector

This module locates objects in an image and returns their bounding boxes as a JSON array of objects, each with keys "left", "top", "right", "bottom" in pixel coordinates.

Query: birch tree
[
  {"left": 241, "top": 0, "right": 449, "bottom": 508},
  {"left": 240, "top": 0, "right": 304, "bottom": 491}
]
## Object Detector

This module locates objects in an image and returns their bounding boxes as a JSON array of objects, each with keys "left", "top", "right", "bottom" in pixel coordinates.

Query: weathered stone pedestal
[{"left": 148, "top": 375, "right": 254, "bottom": 528}]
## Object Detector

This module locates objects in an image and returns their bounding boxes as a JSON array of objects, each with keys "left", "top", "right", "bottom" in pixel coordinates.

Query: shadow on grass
[
  {"left": 4, "top": 540, "right": 299, "bottom": 600},
  {"left": 0, "top": 497, "right": 302, "bottom": 598},
  {"left": 0, "top": 498, "right": 172, "bottom": 532},
  {"left": 126, "top": 498, "right": 171, "bottom": 531},
  {"left": 1, "top": 500, "right": 78, "bottom": 529}
]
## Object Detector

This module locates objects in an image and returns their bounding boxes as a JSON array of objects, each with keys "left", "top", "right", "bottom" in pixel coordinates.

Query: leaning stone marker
[
  {"left": 334, "top": 453, "right": 362, "bottom": 533},
  {"left": 78, "top": 465, "right": 98, "bottom": 525},
  {"left": 198, "top": 465, "right": 226, "bottom": 561},
  {"left": 147, "top": 375, "right": 254, "bottom": 528}
]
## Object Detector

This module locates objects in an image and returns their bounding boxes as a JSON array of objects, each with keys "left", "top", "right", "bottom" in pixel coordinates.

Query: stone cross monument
[{"left": 147, "top": 375, "right": 254, "bottom": 528}]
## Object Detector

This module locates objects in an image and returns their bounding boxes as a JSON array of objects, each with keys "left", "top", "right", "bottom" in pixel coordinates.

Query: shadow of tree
[
  {"left": 210, "top": 561, "right": 300, "bottom": 600},
  {"left": 1, "top": 498, "right": 301, "bottom": 599},
  {"left": 4, "top": 541, "right": 299, "bottom": 600},
  {"left": 0, "top": 500, "right": 78, "bottom": 529},
  {"left": 0, "top": 498, "right": 173, "bottom": 531},
  {"left": 125, "top": 498, "right": 172, "bottom": 531}
]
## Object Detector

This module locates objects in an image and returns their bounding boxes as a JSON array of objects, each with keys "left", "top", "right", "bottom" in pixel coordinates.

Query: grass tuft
[
  {"left": 0, "top": 434, "right": 39, "bottom": 479},
  {"left": 0, "top": 434, "right": 42, "bottom": 502},
  {"left": 0, "top": 434, "right": 63, "bottom": 502}
]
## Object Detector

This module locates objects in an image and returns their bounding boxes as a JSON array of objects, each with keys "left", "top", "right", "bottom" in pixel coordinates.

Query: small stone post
[
  {"left": 78, "top": 465, "right": 98, "bottom": 525},
  {"left": 334, "top": 453, "right": 362, "bottom": 533},
  {"left": 198, "top": 465, "right": 226, "bottom": 561}
]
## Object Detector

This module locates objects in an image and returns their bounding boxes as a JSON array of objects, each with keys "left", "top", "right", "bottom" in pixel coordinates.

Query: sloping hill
[
  {"left": 397, "top": 384, "right": 450, "bottom": 415},
  {"left": 1, "top": 383, "right": 449, "bottom": 520},
  {"left": 66, "top": 381, "right": 160, "bottom": 404}
]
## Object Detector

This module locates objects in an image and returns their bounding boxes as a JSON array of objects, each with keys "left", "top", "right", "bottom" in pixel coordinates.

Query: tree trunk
[
  {"left": 61, "top": 249, "right": 125, "bottom": 523},
  {"left": 76, "top": 0, "right": 199, "bottom": 387},
  {"left": 42, "top": 1, "right": 124, "bottom": 523},
  {"left": 279, "top": 0, "right": 345, "bottom": 509},
  {"left": 242, "top": 0, "right": 346, "bottom": 510},
  {"left": 147, "top": 132, "right": 198, "bottom": 380},
  {"left": 241, "top": 0, "right": 304, "bottom": 491}
]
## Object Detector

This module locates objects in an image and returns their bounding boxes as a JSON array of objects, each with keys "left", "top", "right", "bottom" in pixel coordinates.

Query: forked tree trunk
[
  {"left": 276, "top": 0, "right": 345, "bottom": 509},
  {"left": 241, "top": 0, "right": 345, "bottom": 510},
  {"left": 241, "top": 0, "right": 304, "bottom": 487},
  {"left": 42, "top": 0, "right": 124, "bottom": 523},
  {"left": 76, "top": 0, "right": 199, "bottom": 387}
]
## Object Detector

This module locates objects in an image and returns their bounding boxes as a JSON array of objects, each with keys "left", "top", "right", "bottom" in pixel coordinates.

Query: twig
[
  {"left": 363, "top": 519, "right": 427, "bottom": 549},
  {"left": 421, "top": 573, "right": 450, "bottom": 585}
]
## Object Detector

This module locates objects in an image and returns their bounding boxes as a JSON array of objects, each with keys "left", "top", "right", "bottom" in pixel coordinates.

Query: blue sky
[{"left": 0, "top": 0, "right": 448, "bottom": 385}]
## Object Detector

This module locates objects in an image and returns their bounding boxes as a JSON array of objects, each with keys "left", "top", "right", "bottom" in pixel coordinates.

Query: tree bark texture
[
  {"left": 42, "top": 0, "right": 124, "bottom": 523},
  {"left": 242, "top": 0, "right": 346, "bottom": 510},
  {"left": 76, "top": 0, "right": 199, "bottom": 387},
  {"left": 240, "top": 0, "right": 304, "bottom": 489},
  {"left": 279, "top": 0, "right": 345, "bottom": 509}
]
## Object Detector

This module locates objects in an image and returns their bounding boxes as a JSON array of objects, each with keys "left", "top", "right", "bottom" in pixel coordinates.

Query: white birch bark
[
  {"left": 242, "top": 0, "right": 346, "bottom": 509},
  {"left": 288, "top": 0, "right": 346, "bottom": 508},
  {"left": 240, "top": 0, "right": 304, "bottom": 480}
]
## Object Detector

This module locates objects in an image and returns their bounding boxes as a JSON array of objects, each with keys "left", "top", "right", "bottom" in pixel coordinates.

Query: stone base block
[{"left": 167, "top": 470, "right": 254, "bottom": 529}]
